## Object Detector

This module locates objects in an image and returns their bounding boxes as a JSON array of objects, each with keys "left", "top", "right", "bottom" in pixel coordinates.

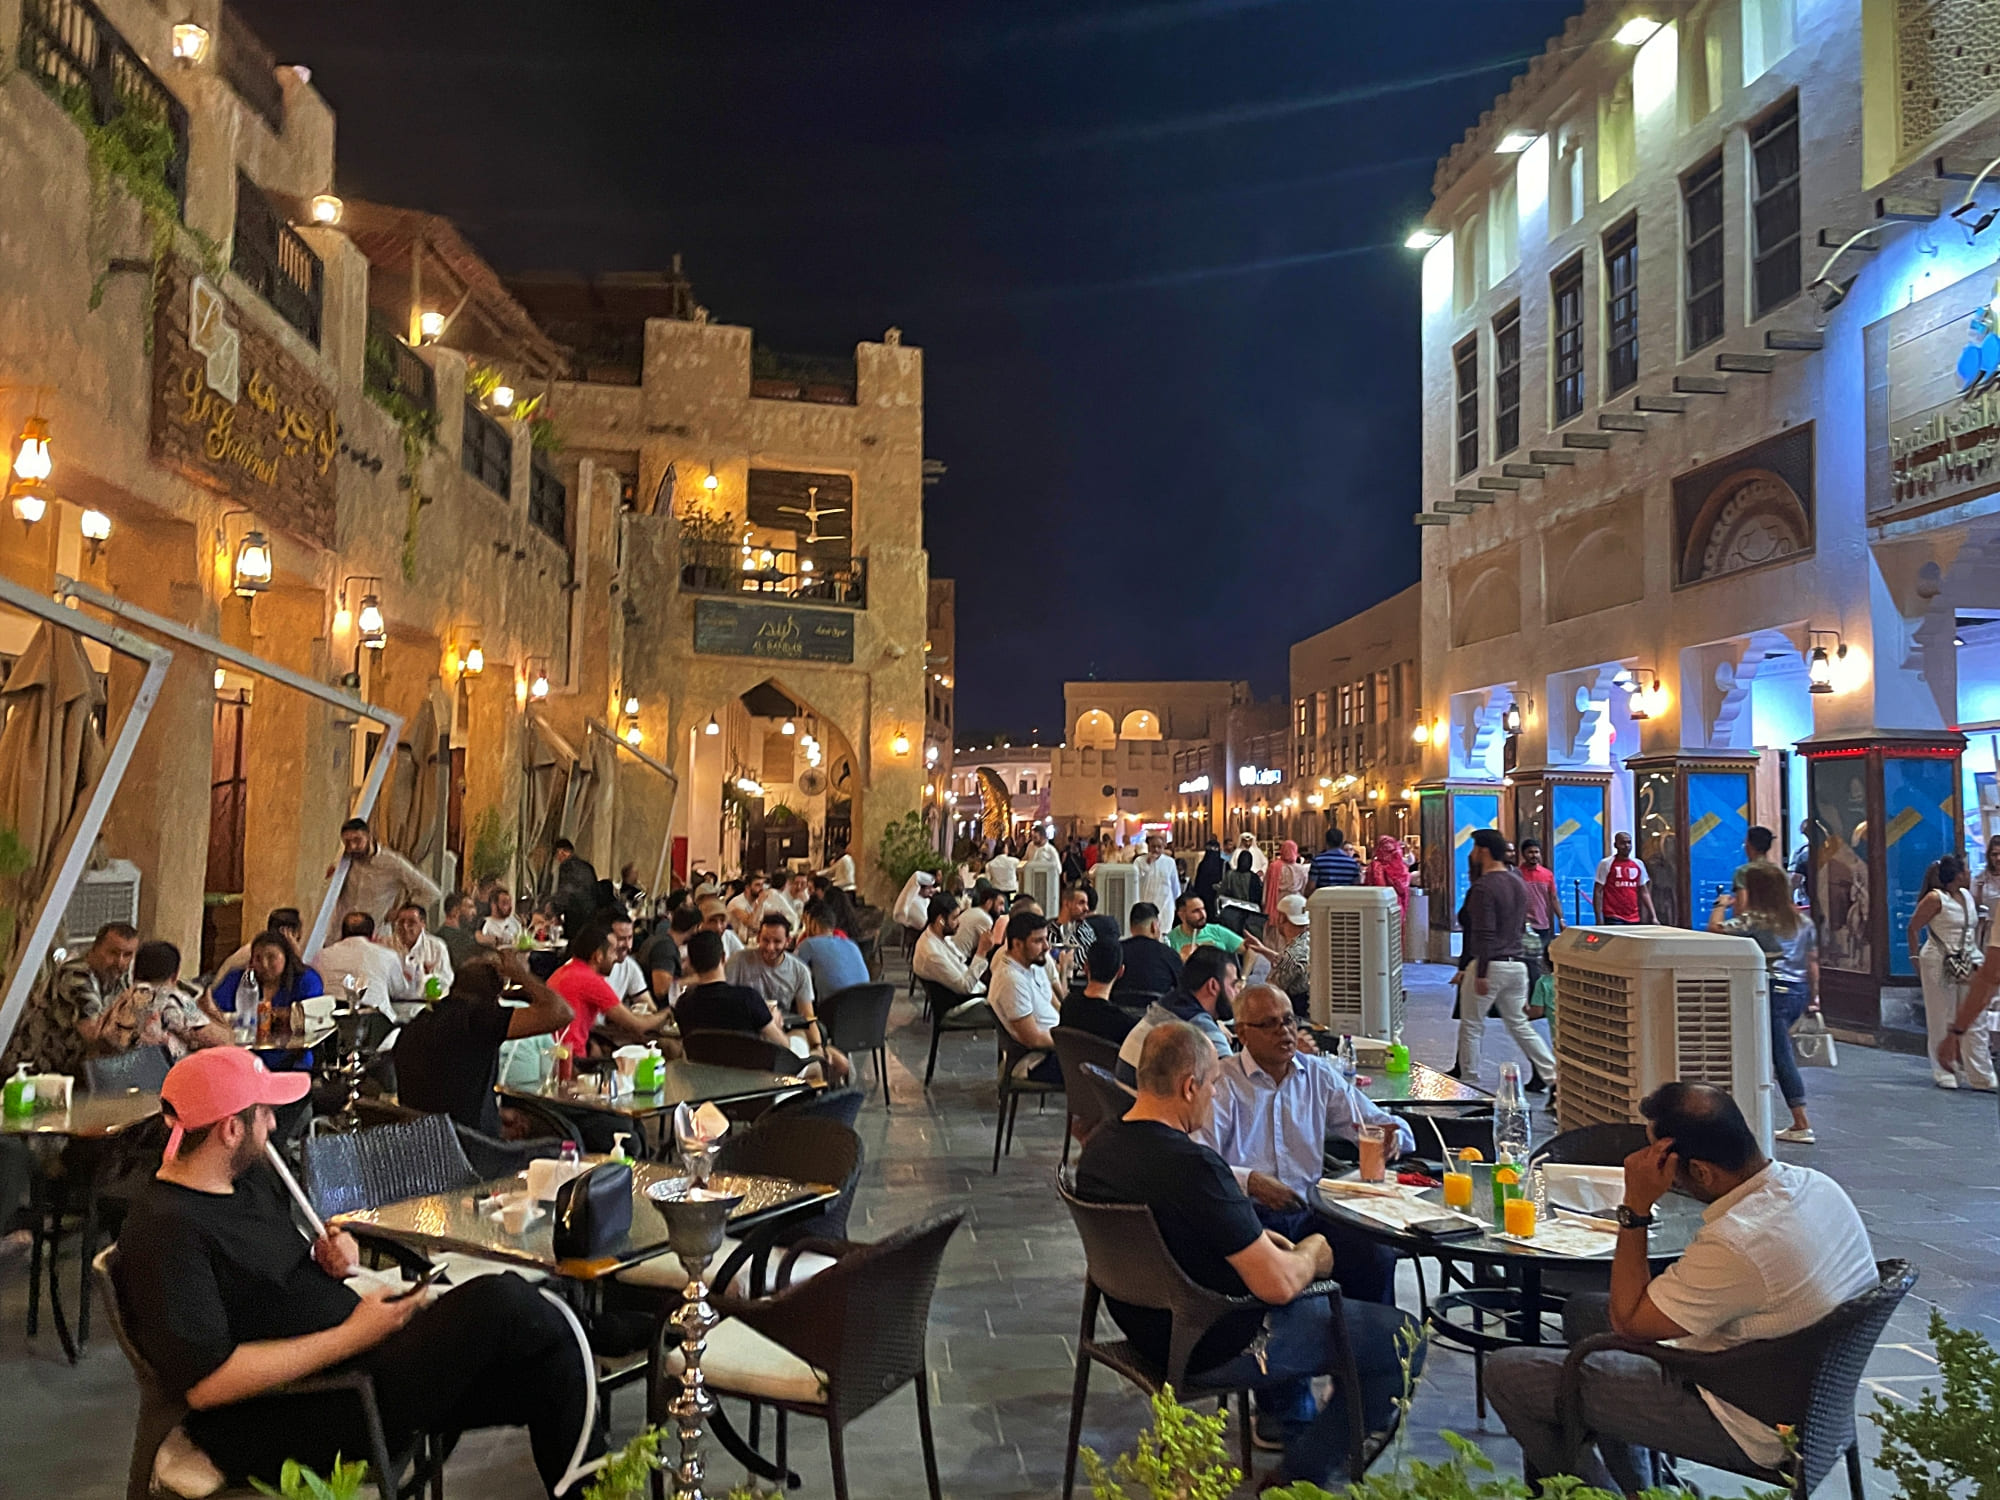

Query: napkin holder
[
  {"left": 551, "top": 1162, "right": 633, "bottom": 1259},
  {"left": 1541, "top": 1163, "right": 1625, "bottom": 1215}
]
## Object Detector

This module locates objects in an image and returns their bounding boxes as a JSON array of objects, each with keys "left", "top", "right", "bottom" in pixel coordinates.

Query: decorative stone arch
[
  {"left": 1118, "top": 708, "right": 1162, "bottom": 741},
  {"left": 1680, "top": 467, "right": 1811, "bottom": 586},
  {"left": 1073, "top": 708, "right": 1116, "bottom": 749},
  {"left": 1450, "top": 558, "right": 1520, "bottom": 647}
]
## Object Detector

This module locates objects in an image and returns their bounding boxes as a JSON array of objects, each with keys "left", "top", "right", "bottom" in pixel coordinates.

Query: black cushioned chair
[
  {"left": 919, "top": 977, "right": 996, "bottom": 1087},
  {"left": 817, "top": 983, "right": 895, "bottom": 1107}
]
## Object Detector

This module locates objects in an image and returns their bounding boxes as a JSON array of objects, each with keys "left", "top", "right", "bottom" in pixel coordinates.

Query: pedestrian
[
  {"left": 1233, "top": 830, "right": 1268, "bottom": 875},
  {"left": 1517, "top": 839, "right": 1560, "bottom": 980},
  {"left": 1190, "top": 838, "right": 1226, "bottom": 908},
  {"left": 1133, "top": 832, "right": 1183, "bottom": 918},
  {"left": 1456, "top": 829, "right": 1556, "bottom": 1090},
  {"left": 1909, "top": 855, "right": 1991, "bottom": 1090},
  {"left": 1709, "top": 864, "right": 1821, "bottom": 1140},
  {"left": 1973, "top": 833, "right": 2000, "bottom": 948},
  {"left": 1217, "top": 850, "right": 1264, "bottom": 932},
  {"left": 1263, "top": 838, "right": 1308, "bottom": 930},
  {"left": 1362, "top": 835, "right": 1411, "bottom": 915},
  {"left": 1307, "top": 827, "right": 1361, "bottom": 891},
  {"left": 1593, "top": 832, "right": 1655, "bottom": 924},
  {"left": 329, "top": 817, "right": 440, "bottom": 929}
]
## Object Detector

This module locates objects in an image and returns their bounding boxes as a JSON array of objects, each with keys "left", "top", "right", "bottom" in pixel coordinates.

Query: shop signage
[
  {"left": 1866, "top": 264, "right": 2000, "bottom": 521},
  {"left": 150, "top": 257, "right": 338, "bottom": 547},
  {"left": 693, "top": 597, "right": 855, "bottom": 663},
  {"left": 1237, "top": 765, "right": 1282, "bottom": 787},
  {"left": 1177, "top": 774, "right": 1210, "bottom": 794}
]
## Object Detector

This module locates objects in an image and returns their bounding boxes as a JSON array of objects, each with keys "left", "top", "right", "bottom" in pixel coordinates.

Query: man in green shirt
[{"left": 1168, "top": 893, "right": 1276, "bottom": 964}]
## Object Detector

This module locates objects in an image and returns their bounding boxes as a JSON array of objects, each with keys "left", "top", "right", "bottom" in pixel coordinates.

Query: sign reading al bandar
[
  {"left": 150, "top": 255, "right": 339, "bottom": 547},
  {"left": 693, "top": 597, "right": 856, "bottom": 663},
  {"left": 1866, "top": 258, "right": 2000, "bottom": 523}
]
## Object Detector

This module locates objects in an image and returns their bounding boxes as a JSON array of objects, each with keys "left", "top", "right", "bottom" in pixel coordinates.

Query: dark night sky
[{"left": 237, "top": 0, "right": 1580, "bottom": 737}]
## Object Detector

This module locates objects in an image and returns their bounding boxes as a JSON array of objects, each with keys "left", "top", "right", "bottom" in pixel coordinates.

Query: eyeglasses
[{"left": 1238, "top": 1015, "right": 1300, "bottom": 1034}]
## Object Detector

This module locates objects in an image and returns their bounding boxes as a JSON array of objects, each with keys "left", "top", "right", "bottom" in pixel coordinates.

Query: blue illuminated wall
[
  {"left": 1549, "top": 782, "right": 1605, "bottom": 927},
  {"left": 1452, "top": 790, "right": 1501, "bottom": 920},
  {"left": 1686, "top": 770, "right": 1752, "bottom": 914},
  {"left": 1882, "top": 756, "right": 1957, "bottom": 976}
]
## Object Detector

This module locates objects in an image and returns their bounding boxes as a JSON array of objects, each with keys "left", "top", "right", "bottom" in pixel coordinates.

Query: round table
[{"left": 1314, "top": 1176, "right": 1704, "bottom": 1379}]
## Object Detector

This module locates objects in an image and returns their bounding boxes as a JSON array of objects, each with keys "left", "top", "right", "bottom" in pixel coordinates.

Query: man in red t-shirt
[
  {"left": 1592, "top": 832, "right": 1656, "bottom": 925},
  {"left": 548, "top": 922, "right": 676, "bottom": 1054}
]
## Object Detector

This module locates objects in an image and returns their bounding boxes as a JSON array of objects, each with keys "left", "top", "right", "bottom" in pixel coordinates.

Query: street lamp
[{"left": 8, "top": 412, "right": 51, "bottom": 526}]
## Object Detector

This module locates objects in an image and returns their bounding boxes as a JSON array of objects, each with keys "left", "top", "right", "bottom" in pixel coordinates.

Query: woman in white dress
[
  {"left": 1909, "top": 855, "right": 1993, "bottom": 1090},
  {"left": 1971, "top": 834, "right": 2000, "bottom": 949}
]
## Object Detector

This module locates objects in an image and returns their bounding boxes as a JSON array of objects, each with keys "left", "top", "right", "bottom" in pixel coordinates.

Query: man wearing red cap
[{"left": 115, "top": 1047, "right": 598, "bottom": 1493}]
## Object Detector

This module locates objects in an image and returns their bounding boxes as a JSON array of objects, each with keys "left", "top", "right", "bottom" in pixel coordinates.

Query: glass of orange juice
[
  {"left": 1504, "top": 1194, "right": 1538, "bottom": 1238},
  {"left": 1442, "top": 1148, "right": 1476, "bottom": 1210}
]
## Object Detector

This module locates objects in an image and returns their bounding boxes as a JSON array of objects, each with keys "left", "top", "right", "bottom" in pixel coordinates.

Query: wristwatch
[{"left": 1616, "top": 1204, "right": 1655, "bottom": 1230}]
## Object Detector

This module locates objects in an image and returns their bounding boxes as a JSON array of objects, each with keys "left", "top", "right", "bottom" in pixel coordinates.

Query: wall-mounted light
[
  {"left": 781, "top": 717, "right": 796, "bottom": 735},
  {"left": 1613, "top": 16, "right": 1663, "bottom": 46},
  {"left": 490, "top": 384, "right": 514, "bottom": 411},
  {"left": 169, "top": 21, "right": 211, "bottom": 62},
  {"left": 703, "top": 462, "right": 719, "bottom": 492},
  {"left": 891, "top": 731, "right": 912, "bottom": 757},
  {"left": 526, "top": 656, "right": 550, "bottom": 700},
  {"left": 1807, "top": 630, "right": 1849, "bottom": 694},
  {"left": 926, "top": 743, "right": 939, "bottom": 766},
  {"left": 8, "top": 412, "right": 51, "bottom": 525},
  {"left": 1501, "top": 702, "right": 1523, "bottom": 736},
  {"left": 356, "top": 592, "right": 387, "bottom": 649},
  {"left": 1625, "top": 670, "right": 1668, "bottom": 720},
  {"left": 213, "top": 667, "right": 227, "bottom": 691},
  {"left": 704, "top": 713, "right": 720, "bottom": 736},
  {"left": 1495, "top": 130, "right": 1539, "bottom": 154},
  {"left": 418, "top": 310, "right": 445, "bottom": 343},
  {"left": 231, "top": 529, "right": 273, "bottom": 596},
  {"left": 623, "top": 723, "right": 643, "bottom": 747},
  {"left": 79, "top": 507, "right": 111, "bottom": 560},
  {"left": 1404, "top": 227, "right": 1442, "bottom": 251},
  {"left": 1411, "top": 721, "right": 1430, "bottom": 745},
  {"left": 308, "top": 193, "right": 343, "bottom": 226}
]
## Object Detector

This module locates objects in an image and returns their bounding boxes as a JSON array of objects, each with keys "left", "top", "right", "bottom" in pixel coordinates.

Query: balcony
[
  {"left": 19, "top": 0, "right": 190, "bottom": 210},
  {"left": 678, "top": 537, "right": 868, "bottom": 609},
  {"left": 231, "top": 173, "right": 322, "bottom": 345},
  {"left": 363, "top": 309, "right": 436, "bottom": 419},
  {"left": 751, "top": 347, "right": 856, "bottom": 405},
  {"left": 217, "top": 3, "right": 283, "bottom": 133},
  {"left": 461, "top": 400, "right": 512, "bottom": 498}
]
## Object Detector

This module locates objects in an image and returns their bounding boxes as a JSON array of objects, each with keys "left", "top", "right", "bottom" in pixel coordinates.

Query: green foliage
[
  {"left": 250, "top": 1455, "right": 369, "bottom": 1500},
  {"left": 469, "top": 806, "right": 516, "bottom": 884},
  {"left": 0, "top": 822, "right": 31, "bottom": 971},
  {"left": 581, "top": 1427, "right": 666, "bottom": 1500},
  {"left": 361, "top": 328, "right": 441, "bottom": 581},
  {"left": 1263, "top": 1430, "right": 1732, "bottom": 1500},
  {"left": 766, "top": 801, "right": 798, "bottom": 825},
  {"left": 878, "top": 810, "right": 946, "bottom": 886},
  {"left": 1870, "top": 1309, "right": 2000, "bottom": 1500},
  {"left": 1080, "top": 1386, "right": 1240, "bottom": 1500}
]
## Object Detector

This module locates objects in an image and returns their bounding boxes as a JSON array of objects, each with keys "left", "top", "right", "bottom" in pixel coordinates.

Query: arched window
[
  {"left": 1118, "top": 709, "right": 1162, "bottom": 741},
  {"left": 1074, "top": 709, "right": 1116, "bottom": 749}
]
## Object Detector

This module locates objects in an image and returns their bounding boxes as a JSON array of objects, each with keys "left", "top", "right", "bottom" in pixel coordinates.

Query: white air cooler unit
[
  {"left": 61, "top": 859, "right": 142, "bottom": 947},
  {"left": 1547, "top": 926, "right": 1774, "bottom": 1154},
  {"left": 1020, "top": 860, "right": 1060, "bottom": 916},
  {"left": 1092, "top": 859, "right": 1137, "bottom": 937},
  {"left": 1307, "top": 886, "right": 1404, "bottom": 1040}
]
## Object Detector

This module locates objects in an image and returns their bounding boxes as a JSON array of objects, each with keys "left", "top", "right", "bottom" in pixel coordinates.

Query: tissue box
[
  {"left": 1541, "top": 1163, "right": 1624, "bottom": 1214},
  {"left": 33, "top": 1075, "right": 72, "bottom": 1110},
  {"left": 1350, "top": 1037, "right": 1391, "bottom": 1067}
]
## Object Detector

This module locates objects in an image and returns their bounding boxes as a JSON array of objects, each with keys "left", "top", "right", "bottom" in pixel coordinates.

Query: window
[
  {"left": 1453, "top": 211, "right": 1487, "bottom": 312},
  {"left": 1493, "top": 303, "right": 1522, "bottom": 456},
  {"left": 1597, "top": 71, "right": 1636, "bottom": 201},
  {"left": 462, "top": 400, "right": 512, "bottom": 497},
  {"left": 1341, "top": 684, "right": 1354, "bottom": 727},
  {"left": 1604, "top": 218, "right": 1640, "bottom": 394},
  {"left": 1551, "top": 256, "right": 1587, "bottom": 423},
  {"left": 1682, "top": 152, "right": 1726, "bottom": 351},
  {"left": 1489, "top": 168, "right": 1519, "bottom": 282},
  {"left": 1741, "top": 0, "right": 1795, "bottom": 84},
  {"left": 528, "top": 459, "right": 567, "bottom": 545},
  {"left": 1552, "top": 113, "right": 1587, "bottom": 231},
  {"left": 1750, "top": 96, "right": 1802, "bottom": 317},
  {"left": 1683, "top": 1, "right": 1723, "bottom": 125},
  {"left": 1453, "top": 335, "right": 1480, "bottom": 476}
]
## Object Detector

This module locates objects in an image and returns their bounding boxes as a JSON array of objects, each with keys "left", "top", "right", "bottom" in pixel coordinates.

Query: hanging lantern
[{"left": 231, "top": 530, "right": 273, "bottom": 596}]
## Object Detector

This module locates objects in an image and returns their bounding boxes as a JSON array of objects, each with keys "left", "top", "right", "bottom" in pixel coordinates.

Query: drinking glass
[
  {"left": 1504, "top": 1195, "right": 1538, "bottom": 1238},
  {"left": 1442, "top": 1169, "right": 1474, "bottom": 1210}
]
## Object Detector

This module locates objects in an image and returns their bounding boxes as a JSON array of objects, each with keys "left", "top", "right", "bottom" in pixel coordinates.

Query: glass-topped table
[
  {"left": 0, "top": 1087, "right": 161, "bottom": 1139},
  {"left": 498, "top": 1060, "right": 813, "bottom": 1154},
  {"left": 1358, "top": 1060, "right": 1491, "bottom": 1106}
]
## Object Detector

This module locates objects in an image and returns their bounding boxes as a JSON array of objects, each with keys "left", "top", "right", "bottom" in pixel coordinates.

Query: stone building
[
  {"left": 923, "top": 578, "right": 957, "bottom": 852},
  {"left": 1281, "top": 583, "right": 1424, "bottom": 851},
  {"left": 1412, "top": 0, "right": 2000, "bottom": 1033}
]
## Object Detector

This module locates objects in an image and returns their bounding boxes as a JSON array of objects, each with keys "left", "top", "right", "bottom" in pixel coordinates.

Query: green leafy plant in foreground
[
  {"left": 581, "top": 1426, "right": 665, "bottom": 1500},
  {"left": 1869, "top": 1308, "right": 2000, "bottom": 1500},
  {"left": 250, "top": 1455, "right": 369, "bottom": 1500},
  {"left": 1080, "top": 1386, "right": 1240, "bottom": 1500}
]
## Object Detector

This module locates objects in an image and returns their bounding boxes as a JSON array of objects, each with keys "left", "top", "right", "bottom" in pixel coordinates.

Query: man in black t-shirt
[
  {"left": 673, "top": 930, "right": 790, "bottom": 1046},
  {"left": 1114, "top": 902, "right": 1184, "bottom": 1001},
  {"left": 394, "top": 951, "right": 573, "bottom": 1133},
  {"left": 1076, "top": 1021, "right": 1420, "bottom": 1488},
  {"left": 1056, "top": 919, "right": 1138, "bottom": 1047},
  {"left": 116, "top": 1047, "right": 598, "bottom": 1494}
]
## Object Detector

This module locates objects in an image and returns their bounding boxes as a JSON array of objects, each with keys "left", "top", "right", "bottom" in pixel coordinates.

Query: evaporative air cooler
[
  {"left": 1092, "top": 858, "right": 1137, "bottom": 937},
  {"left": 1546, "top": 926, "right": 1774, "bottom": 1153},
  {"left": 1019, "top": 859, "right": 1060, "bottom": 917},
  {"left": 61, "top": 859, "right": 142, "bottom": 947},
  {"left": 1307, "top": 886, "right": 1404, "bottom": 1040}
]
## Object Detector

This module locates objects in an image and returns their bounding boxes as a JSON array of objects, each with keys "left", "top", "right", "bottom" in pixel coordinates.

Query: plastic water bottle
[
  {"left": 1494, "top": 1063, "right": 1531, "bottom": 1165},
  {"left": 559, "top": 1140, "right": 581, "bottom": 1168},
  {"left": 1337, "top": 1033, "right": 1357, "bottom": 1082},
  {"left": 237, "top": 970, "right": 262, "bottom": 1043}
]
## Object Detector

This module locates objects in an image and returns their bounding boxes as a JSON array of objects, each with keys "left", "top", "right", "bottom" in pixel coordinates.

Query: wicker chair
[
  {"left": 93, "top": 1247, "right": 445, "bottom": 1500},
  {"left": 299, "top": 1113, "right": 481, "bottom": 1278},
  {"left": 817, "top": 983, "right": 895, "bottom": 1106},
  {"left": 992, "top": 1028, "right": 1062, "bottom": 1174},
  {"left": 919, "top": 977, "right": 996, "bottom": 1088},
  {"left": 717, "top": 1116, "right": 864, "bottom": 1245},
  {"left": 651, "top": 1211, "right": 964, "bottom": 1500},
  {"left": 1050, "top": 1028, "right": 1123, "bottom": 1166},
  {"left": 680, "top": 1029, "right": 804, "bottom": 1075},
  {"left": 1557, "top": 1260, "right": 1917, "bottom": 1499},
  {"left": 1056, "top": 1175, "right": 1394, "bottom": 1497},
  {"left": 766, "top": 1084, "right": 866, "bottom": 1131},
  {"left": 1530, "top": 1123, "right": 1650, "bottom": 1167}
]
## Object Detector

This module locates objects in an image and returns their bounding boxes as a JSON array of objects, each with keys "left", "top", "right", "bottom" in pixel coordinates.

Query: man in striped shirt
[{"left": 1307, "top": 828, "right": 1362, "bottom": 891}]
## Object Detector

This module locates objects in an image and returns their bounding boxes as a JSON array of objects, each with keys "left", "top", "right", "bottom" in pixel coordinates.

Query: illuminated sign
[
  {"left": 1177, "top": 774, "right": 1210, "bottom": 794},
  {"left": 1237, "top": 766, "right": 1283, "bottom": 787}
]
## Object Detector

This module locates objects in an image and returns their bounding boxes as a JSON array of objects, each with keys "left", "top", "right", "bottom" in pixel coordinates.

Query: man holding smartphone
[{"left": 115, "top": 1047, "right": 600, "bottom": 1495}]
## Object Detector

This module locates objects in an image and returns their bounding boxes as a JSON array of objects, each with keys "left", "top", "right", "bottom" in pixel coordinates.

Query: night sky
[{"left": 237, "top": 0, "right": 1581, "bottom": 738}]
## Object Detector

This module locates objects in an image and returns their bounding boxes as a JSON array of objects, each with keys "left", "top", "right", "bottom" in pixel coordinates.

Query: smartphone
[
  {"left": 387, "top": 1266, "right": 441, "bottom": 1302},
  {"left": 1407, "top": 1216, "right": 1483, "bottom": 1240}
]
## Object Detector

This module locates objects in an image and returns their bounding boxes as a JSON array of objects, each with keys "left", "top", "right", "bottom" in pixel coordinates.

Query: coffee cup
[{"left": 500, "top": 1196, "right": 533, "bottom": 1234}]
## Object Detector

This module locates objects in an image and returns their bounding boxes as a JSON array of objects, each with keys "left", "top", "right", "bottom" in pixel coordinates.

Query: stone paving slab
[{"left": 2, "top": 959, "right": 1994, "bottom": 1496}]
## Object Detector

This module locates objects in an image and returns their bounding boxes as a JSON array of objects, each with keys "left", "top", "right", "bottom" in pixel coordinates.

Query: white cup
[{"left": 500, "top": 1196, "right": 533, "bottom": 1234}]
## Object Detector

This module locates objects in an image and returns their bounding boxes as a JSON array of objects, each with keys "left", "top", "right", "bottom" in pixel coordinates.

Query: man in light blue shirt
[
  {"left": 1198, "top": 983, "right": 1412, "bottom": 1307},
  {"left": 793, "top": 899, "right": 870, "bottom": 998}
]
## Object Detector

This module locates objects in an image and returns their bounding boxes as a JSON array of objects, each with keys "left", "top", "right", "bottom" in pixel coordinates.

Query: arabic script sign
[
  {"left": 150, "top": 256, "right": 338, "bottom": 547},
  {"left": 693, "top": 598, "right": 856, "bottom": 663}
]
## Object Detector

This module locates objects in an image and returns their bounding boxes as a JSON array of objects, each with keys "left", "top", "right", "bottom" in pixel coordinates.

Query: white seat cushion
[
  {"left": 660, "top": 1317, "right": 828, "bottom": 1405},
  {"left": 433, "top": 1251, "right": 548, "bottom": 1286},
  {"left": 615, "top": 1237, "right": 835, "bottom": 1297},
  {"left": 153, "top": 1425, "right": 225, "bottom": 1498}
]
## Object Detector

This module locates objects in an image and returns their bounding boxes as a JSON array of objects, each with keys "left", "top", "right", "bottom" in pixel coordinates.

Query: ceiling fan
[{"left": 777, "top": 484, "right": 847, "bottom": 545}]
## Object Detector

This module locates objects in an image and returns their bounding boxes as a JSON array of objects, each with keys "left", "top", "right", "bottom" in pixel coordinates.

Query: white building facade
[{"left": 1414, "top": 0, "right": 2000, "bottom": 1042}]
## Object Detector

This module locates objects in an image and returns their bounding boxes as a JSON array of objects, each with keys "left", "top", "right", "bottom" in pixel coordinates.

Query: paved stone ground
[{"left": 4, "top": 960, "right": 1995, "bottom": 1497}]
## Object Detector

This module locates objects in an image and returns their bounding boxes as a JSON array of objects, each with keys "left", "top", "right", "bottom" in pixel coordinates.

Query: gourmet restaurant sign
[
  {"left": 150, "top": 256, "right": 338, "bottom": 547},
  {"left": 1867, "top": 261, "right": 2000, "bottom": 524},
  {"left": 693, "top": 598, "right": 856, "bottom": 663}
]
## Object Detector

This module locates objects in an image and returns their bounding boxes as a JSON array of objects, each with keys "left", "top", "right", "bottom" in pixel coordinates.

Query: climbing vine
[
  {"left": 365, "top": 324, "right": 440, "bottom": 581},
  {"left": 466, "top": 363, "right": 566, "bottom": 453}
]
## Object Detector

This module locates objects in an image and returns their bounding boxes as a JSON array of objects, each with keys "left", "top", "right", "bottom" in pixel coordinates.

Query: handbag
[
  {"left": 1790, "top": 1009, "right": 1838, "bottom": 1069},
  {"left": 1938, "top": 892, "right": 1980, "bottom": 981},
  {"left": 551, "top": 1161, "right": 634, "bottom": 1260}
]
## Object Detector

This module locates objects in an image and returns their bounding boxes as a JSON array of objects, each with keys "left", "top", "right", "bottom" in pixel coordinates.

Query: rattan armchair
[
  {"left": 816, "top": 983, "right": 895, "bottom": 1106},
  {"left": 919, "top": 977, "right": 996, "bottom": 1087},
  {"left": 1050, "top": 1028, "right": 1123, "bottom": 1165}
]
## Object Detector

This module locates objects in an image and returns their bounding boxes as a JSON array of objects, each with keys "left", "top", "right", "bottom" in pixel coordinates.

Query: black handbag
[{"left": 551, "top": 1162, "right": 633, "bottom": 1260}]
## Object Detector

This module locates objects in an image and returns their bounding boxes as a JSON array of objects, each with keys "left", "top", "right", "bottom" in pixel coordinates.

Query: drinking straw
[{"left": 265, "top": 1141, "right": 329, "bottom": 1239}]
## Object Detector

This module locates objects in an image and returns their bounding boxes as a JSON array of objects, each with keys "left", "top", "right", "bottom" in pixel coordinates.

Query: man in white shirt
[
  {"left": 985, "top": 846, "right": 1022, "bottom": 894},
  {"left": 1234, "top": 831, "right": 1268, "bottom": 875},
  {"left": 1133, "top": 833, "right": 1182, "bottom": 918},
  {"left": 984, "top": 911, "right": 1062, "bottom": 1082},
  {"left": 380, "top": 901, "right": 455, "bottom": 1002},
  {"left": 1023, "top": 827, "right": 1061, "bottom": 873},
  {"left": 894, "top": 869, "right": 938, "bottom": 931},
  {"left": 312, "top": 913, "right": 406, "bottom": 1017},
  {"left": 1487, "top": 1082, "right": 1877, "bottom": 1492},
  {"left": 761, "top": 870, "right": 812, "bottom": 931},
  {"left": 914, "top": 894, "right": 987, "bottom": 1001},
  {"left": 953, "top": 882, "right": 1004, "bottom": 960},
  {"left": 698, "top": 897, "right": 746, "bottom": 960},
  {"left": 726, "top": 874, "right": 771, "bottom": 941},
  {"left": 819, "top": 851, "right": 857, "bottom": 892},
  {"left": 477, "top": 886, "right": 525, "bottom": 949},
  {"left": 606, "top": 914, "right": 654, "bottom": 1011}
]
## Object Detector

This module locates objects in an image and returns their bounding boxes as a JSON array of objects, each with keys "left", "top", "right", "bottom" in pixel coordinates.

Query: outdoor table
[
  {"left": 1314, "top": 1173, "right": 1702, "bottom": 1404},
  {"left": 4, "top": 1087, "right": 163, "bottom": 1363},
  {"left": 497, "top": 1061, "right": 813, "bottom": 1156},
  {"left": 1359, "top": 1060, "right": 1491, "bottom": 1106}
]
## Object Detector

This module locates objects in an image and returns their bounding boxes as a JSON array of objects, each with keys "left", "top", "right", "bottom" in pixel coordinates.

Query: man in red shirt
[
  {"left": 1518, "top": 839, "right": 1562, "bottom": 981},
  {"left": 1593, "top": 833, "right": 1656, "bottom": 925},
  {"left": 548, "top": 922, "right": 675, "bottom": 1055}
]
